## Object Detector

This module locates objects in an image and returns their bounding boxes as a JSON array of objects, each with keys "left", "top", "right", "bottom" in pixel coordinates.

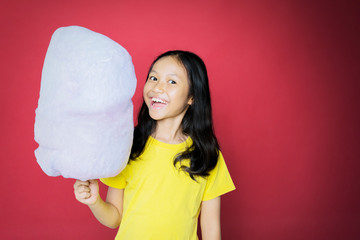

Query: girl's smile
[
  {"left": 143, "top": 56, "right": 193, "bottom": 123},
  {"left": 150, "top": 97, "right": 168, "bottom": 109}
]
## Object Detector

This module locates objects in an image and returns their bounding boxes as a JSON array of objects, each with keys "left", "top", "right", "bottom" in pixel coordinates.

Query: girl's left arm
[{"left": 200, "top": 196, "right": 221, "bottom": 240}]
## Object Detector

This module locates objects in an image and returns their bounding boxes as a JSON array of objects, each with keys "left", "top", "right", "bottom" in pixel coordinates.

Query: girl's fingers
[
  {"left": 79, "top": 191, "right": 91, "bottom": 199},
  {"left": 74, "top": 179, "right": 98, "bottom": 204},
  {"left": 80, "top": 184, "right": 90, "bottom": 191},
  {"left": 75, "top": 189, "right": 91, "bottom": 200},
  {"left": 74, "top": 180, "right": 90, "bottom": 187},
  {"left": 74, "top": 180, "right": 90, "bottom": 191},
  {"left": 88, "top": 179, "right": 97, "bottom": 184},
  {"left": 74, "top": 180, "right": 91, "bottom": 199},
  {"left": 76, "top": 185, "right": 90, "bottom": 193}
]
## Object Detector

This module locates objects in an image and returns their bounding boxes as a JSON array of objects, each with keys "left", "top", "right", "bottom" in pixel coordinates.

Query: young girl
[{"left": 74, "top": 50, "right": 235, "bottom": 239}]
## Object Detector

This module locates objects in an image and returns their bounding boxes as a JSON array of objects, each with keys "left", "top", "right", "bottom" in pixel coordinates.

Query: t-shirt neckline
[{"left": 148, "top": 136, "right": 192, "bottom": 150}]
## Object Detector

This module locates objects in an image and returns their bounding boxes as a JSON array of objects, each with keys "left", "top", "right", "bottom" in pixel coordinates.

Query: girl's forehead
[{"left": 152, "top": 56, "right": 186, "bottom": 73}]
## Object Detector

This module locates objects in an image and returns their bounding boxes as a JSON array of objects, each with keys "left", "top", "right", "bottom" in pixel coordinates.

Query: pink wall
[{"left": 1, "top": 0, "right": 359, "bottom": 239}]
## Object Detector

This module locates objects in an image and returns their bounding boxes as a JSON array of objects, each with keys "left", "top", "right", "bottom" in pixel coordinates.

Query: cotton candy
[{"left": 34, "top": 26, "right": 136, "bottom": 181}]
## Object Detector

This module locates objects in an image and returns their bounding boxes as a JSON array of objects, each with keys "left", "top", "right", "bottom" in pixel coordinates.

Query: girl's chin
[{"left": 149, "top": 114, "right": 165, "bottom": 121}]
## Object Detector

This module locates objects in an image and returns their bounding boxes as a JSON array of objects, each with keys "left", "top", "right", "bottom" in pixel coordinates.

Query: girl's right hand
[{"left": 74, "top": 179, "right": 100, "bottom": 206}]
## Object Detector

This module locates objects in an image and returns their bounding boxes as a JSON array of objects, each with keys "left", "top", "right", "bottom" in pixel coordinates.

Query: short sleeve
[
  {"left": 202, "top": 151, "right": 236, "bottom": 201},
  {"left": 100, "top": 168, "right": 127, "bottom": 189}
]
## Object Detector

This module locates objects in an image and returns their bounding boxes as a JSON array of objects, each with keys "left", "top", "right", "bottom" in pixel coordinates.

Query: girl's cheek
[
  {"left": 143, "top": 84, "right": 151, "bottom": 105},
  {"left": 143, "top": 83, "right": 149, "bottom": 96}
]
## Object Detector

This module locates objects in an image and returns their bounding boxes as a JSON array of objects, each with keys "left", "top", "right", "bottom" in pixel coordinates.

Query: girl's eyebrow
[
  {"left": 167, "top": 73, "right": 178, "bottom": 77},
  {"left": 150, "top": 69, "right": 179, "bottom": 77}
]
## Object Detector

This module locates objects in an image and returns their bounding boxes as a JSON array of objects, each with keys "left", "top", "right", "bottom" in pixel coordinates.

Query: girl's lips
[
  {"left": 150, "top": 97, "right": 168, "bottom": 109},
  {"left": 151, "top": 102, "right": 167, "bottom": 109}
]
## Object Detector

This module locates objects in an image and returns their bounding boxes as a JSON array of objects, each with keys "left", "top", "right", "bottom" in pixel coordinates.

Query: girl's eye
[
  {"left": 169, "top": 80, "right": 176, "bottom": 84},
  {"left": 149, "top": 76, "right": 157, "bottom": 81}
]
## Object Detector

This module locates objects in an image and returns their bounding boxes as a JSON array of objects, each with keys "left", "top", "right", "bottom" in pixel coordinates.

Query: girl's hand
[{"left": 74, "top": 179, "right": 99, "bottom": 206}]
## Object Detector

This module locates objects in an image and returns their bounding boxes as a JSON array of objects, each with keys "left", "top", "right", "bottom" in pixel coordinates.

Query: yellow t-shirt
[{"left": 100, "top": 136, "right": 235, "bottom": 240}]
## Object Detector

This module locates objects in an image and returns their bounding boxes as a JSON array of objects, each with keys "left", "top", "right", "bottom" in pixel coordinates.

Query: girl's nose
[{"left": 153, "top": 81, "right": 165, "bottom": 93}]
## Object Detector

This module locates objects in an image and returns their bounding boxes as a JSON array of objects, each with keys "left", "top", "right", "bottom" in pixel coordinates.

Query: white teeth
[{"left": 152, "top": 97, "right": 166, "bottom": 104}]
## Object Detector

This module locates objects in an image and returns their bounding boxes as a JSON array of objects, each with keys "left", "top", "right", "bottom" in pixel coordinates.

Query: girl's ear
[{"left": 188, "top": 97, "right": 193, "bottom": 105}]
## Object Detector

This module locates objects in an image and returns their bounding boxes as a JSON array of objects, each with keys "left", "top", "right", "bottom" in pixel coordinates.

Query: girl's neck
[{"left": 152, "top": 119, "right": 187, "bottom": 144}]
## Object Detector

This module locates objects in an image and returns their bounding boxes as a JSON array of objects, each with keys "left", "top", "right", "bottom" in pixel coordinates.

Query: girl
[{"left": 74, "top": 50, "right": 235, "bottom": 239}]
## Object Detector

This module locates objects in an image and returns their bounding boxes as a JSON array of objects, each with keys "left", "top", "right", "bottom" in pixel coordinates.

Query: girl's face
[{"left": 143, "top": 56, "right": 193, "bottom": 123}]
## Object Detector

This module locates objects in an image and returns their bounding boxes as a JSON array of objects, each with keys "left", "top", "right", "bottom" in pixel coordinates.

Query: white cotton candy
[{"left": 34, "top": 26, "right": 137, "bottom": 181}]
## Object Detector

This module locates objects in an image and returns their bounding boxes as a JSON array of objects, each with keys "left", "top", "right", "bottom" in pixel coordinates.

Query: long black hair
[{"left": 130, "top": 50, "right": 219, "bottom": 180}]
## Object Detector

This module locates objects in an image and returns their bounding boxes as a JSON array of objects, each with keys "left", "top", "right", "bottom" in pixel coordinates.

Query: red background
[{"left": 1, "top": 0, "right": 359, "bottom": 239}]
